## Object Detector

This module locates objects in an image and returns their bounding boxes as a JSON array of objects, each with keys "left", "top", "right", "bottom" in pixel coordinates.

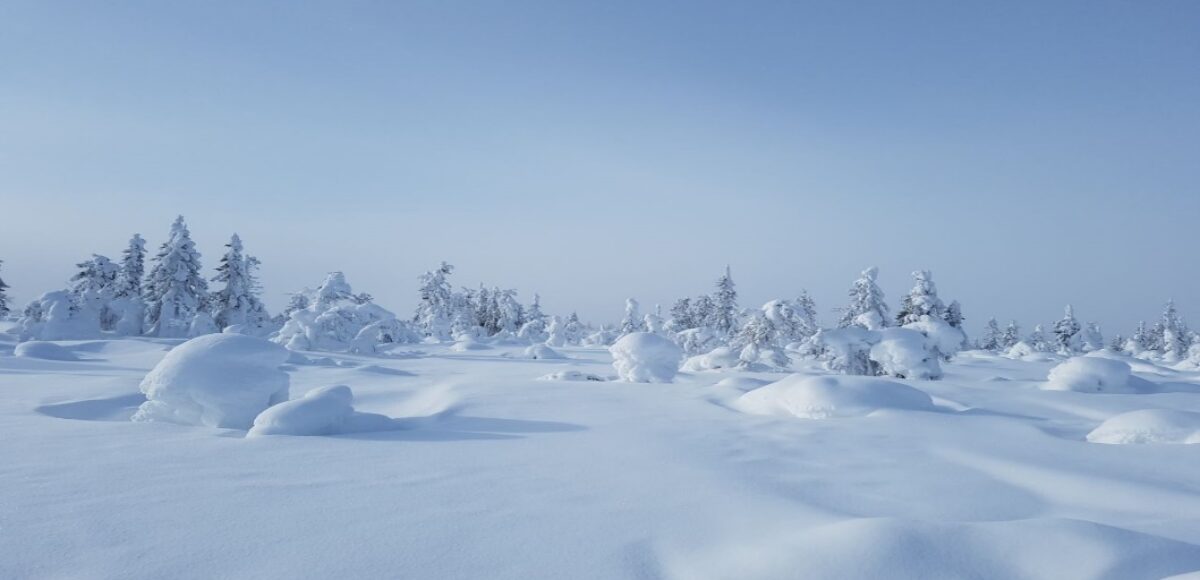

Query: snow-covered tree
[
  {"left": 494, "top": 288, "right": 525, "bottom": 334},
  {"left": 644, "top": 307, "right": 666, "bottom": 335},
  {"left": 1029, "top": 324, "right": 1051, "bottom": 352},
  {"left": 668, "top": 297, "right": 694, "bottom": 332},
  {"left": 1080, "top": 322, "right": 1104, "bottom": 352},
  {"left": 113, "top": 234, "right": 146, "bottom": 299},
  {"left": 1001, "top": 320, "right": 1021, "bottom": 349},
  {"left": 210, "top": 234, "right": 268, "bottom": 331},
  {"left": 896, "top": 270, "right": 945, "bottom": 326},
  {"left": 1053, "top": 305, "right": 1081, "bottom": 354},
  {"left": 1159, "top": 299, "right": 1189, "bottom": 361},
  {"left": 979, "top": 317, "right": 1003, "bottom": 351},
  {"left": 69, "top": 254, "right": 119, "bottom": 331},
  {"left": 943, "top": 300, "right": 964, "bottom": 329},
  {"left": 526, "top": 294, "right": 545, "bottom": 326},
  {"left": 711, "top": 266, "right": 739, "bottom": 337},
  {"left": 1127, "top": 321, "right": 1152, "bottom": 355},
  {"left": 794, "top": 290, "right": 819, "bottom": 339},
  {"left": 691, "top": 295, "right": 716, "bottom": 332},
  {"left": 0, "top": 260, "right": 9, "bottom": 318},
  {"left": 619, "top": 298, "right": 645, "bottom": 336},
  {"left": 414, "top": 262, "right": 455, "bottom": 341},
  {"left": 544, "top": 315, "right": 566, "bottom": 347},
  {"left": 838, "top": 266, "right": 889, "bottom": 330},
  {"left": 563, "top": 312, "right": 585, "bottom": 345},
  {"left": 1109, "top": 334, "right": 1126, "bottom": 353},
  {"left": 275, "top": 271, "right": 417, "bottom": 352},
  {"left": 734, "top": 312, "right": 789, "bottom": 370},
  {"left": 144, "top": 216, "right": 209, "bottom": 338}
]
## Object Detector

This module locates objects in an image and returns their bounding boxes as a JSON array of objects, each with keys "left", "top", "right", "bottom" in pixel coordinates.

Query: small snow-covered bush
[
  {"left": 247, "top": 385, "right": 396, "bottom": 437},
  {"left": 736, "top": 375, "right": 936, "bottom": 419},
  {"left": 902, "top": 315, "right": 965, "bottom": 360},
  {"left": 273, "top": 272, "right": 418, "bottom": 353},
  {"left": 609, "top": 332, "right": 683, "bottom": 383},
  {"left": 1044, "top": 357, "right": 1151, "bottom": 393},
  {"left": 524, "top": 344, "right": 564, "bottom": 359},
  {"left": 870, "top": 328, "right": 942, "bottom": 380},
  {"left": 14, "top": 341, "right": 77, "bottom": 361},
  {"left": 1087, "top": 409, "right": 1200, "bottom": 445},
  {"left": 132, "top": 334, "right": 290, "bottom": 429},
  {"left": 18, "top": 291, "right": 100, "bottom": 342},
  {"left": 675, "top": 327, "right": 720, "bottom": 356}
]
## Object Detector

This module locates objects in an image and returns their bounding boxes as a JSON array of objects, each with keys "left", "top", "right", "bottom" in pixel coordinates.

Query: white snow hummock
[
  {"left": 681, "top": 346, "right": 740, "bottom": 372},
  {"left": 1044, "top": 357, "right": 1153, "bottom": 394},
  {"left": 13, "top": 341, "right": 78, "bottom": 361},
  {"left": 609, "top": 332, "right": 683, "bottom": 383},
  {"left": 870, "top": 327, "right": 943, "bottom": 380},
  {"left": 131, "top": 333, "right": 290, "bottom": 429},
  {"left": 737, "top": 374, "right": 936, "bottom": 419},
  {"left": 450, "top": 337, "right": 491, "bottom": 351},
  {"left": 524, "top": 344, "right": 565, "bottom": 360},
  {"left": 1087, "top": 409, "right": 1200, "bottom": 445},
  {"left": 247, "top": 385, "right": 397, "bottom": 437}
]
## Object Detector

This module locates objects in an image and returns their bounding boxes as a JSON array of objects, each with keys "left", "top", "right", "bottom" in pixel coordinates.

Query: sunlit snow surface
[{"left": 4, "top": 332, "right": 1200, "bottom": 579}]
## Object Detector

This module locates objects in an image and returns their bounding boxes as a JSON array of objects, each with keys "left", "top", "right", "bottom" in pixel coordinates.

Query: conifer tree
[
  {"left": 1159, "top": 299, "right": 1189, "bottom": 361},
  {"left": 943, "top": 300, "right": 965, "bottom": 329},
  {"left": 619, "top": 298, "right": 645, "bottom": 335},
  {"left": 794, "top": 290, "right": 819, "bottom": 339},
  {"left": 896, "top": 270, "right": 945, "bottom": 325},
  {"left": 0, "top": 259, "right": 10, "bottom": 318},
  {"left": 1029, "top": 324, "right": 1051, "bottom": 352},
  {"left": 414, "top": 262, "right": 455, "bottom": 340},
  {"left": 711, "top": 265, "right": 739, "bottom": 337},
  {"left": 980, "top": 317, "right": 1003, "bottom": 351},
  {"left": 114, "top": 234, "right": 146, "bottom": 299},
  {"left": 838, "top": 266, "right": 889, "bottom": 330},
  {"left": 210, "top": 234, "right": 268, "bottom": 330},
  {"left": 1001, "top": 320, "right": 1021, "bottom": 349},
  {"left": 668, "top": 297, "right": 694, "bottom": 332},
  {"left": 144, "top": 216, "right": 209, "bottom": 337},
  {"left": 563, "top": 312, "right": 584, "bottom": 345},
  {"left": 1053, "top": 305, "right": 1081, "bottom": 354}
]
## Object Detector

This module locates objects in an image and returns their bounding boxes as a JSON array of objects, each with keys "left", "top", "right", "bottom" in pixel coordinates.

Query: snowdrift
[
  {"left": 247, "top": 385, "right": 398, "bottom": 437},
  {"left": 132, "top": 334, "right": 290, "bottom": 429},
  {"left": 737, "top": 374, "right": 936, "bottom": 419},
  {"left": 523, "top": 344, "right": 564, "bottom": 360},
  {"left": 1044, "top": 357, "right": 1154, "bottom": 394},
  {"left": 13, "top": 341, "right": 78, "bottom": 361},
  {"left": 1087, "top": 409, "right": 1200, "bottom": 445},
  {"left": 609, "top": 332, "right": 683, "bottom": 383}
]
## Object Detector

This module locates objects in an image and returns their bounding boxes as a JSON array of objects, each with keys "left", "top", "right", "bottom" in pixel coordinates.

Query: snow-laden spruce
[
  {"left": 737, "top": 375, "right": 936, "bottom": 419},
  {"left": 838, "top": 266, "right": 889, "bottom": 330},
  {"left": 210, "top": 234, "right": 270, "bottom": 333},
  {"left": 143, "top": 216, "right": 210, "bottom": 338},
  {"left": 0, "top": 259, "right": 10, "bottom": 318},
  {"left": 132, "top": 333, "right": 291, "bottom": 429},
  {"left": 609, "top": 332, "right": 683, "bottom": 383}
]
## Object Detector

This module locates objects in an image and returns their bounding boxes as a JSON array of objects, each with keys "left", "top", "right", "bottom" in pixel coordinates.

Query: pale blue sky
[{"left": 1, "top": 1, "right": 1198, "bottom": 335}]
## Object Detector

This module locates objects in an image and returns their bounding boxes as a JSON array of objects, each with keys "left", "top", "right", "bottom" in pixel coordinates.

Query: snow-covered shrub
[
  {"left": 681, "top": 346, "right": 741, "bottom": 372},
  {"left": 1087, "top": 409, "right": 1200, "bottom": 445},
  {"left": 736, "top": 375, "right": 935, "bottom": 419},
  {"left": 609, "top": 332, "right": 683, "bottom": 383},
  {"left": 247, "top": 385, "right": 396, "bottom": 437},
  {"left": 903, "top": 315, "right": 965, "bottom": 360},
  {"left": 1044, "top": 357, "right": 1151, "bottom": 394},
  {"left": 18, "top": 290, "right": 100, "bottom": 341},
  {"left": 523, "top": 344, "right": 564, "bottom": 360},
  {"left": 132, "top": 334, "right": 291, "bottom": 429},
  {"left": 14, "top": 341, "right": 78, "bottom": 361},
  {"left": 805, "top": 327, "right": 877, "bottom": 376},
  {"left": 675, "top": 327, "right": 720, "bottom": 356},
  {"left": 871, "top": 327, "right": 943, "bottom": 380},
  {"left": 273, "top": 272, "right": 417, "bottom": 353},
  {"left": 584, "top": 326, "right": 619, "bottom": 347}
]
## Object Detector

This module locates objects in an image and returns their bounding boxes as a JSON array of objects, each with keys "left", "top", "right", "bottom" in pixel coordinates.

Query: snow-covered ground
[{"left": 4, "top": 331, "right": 1200, "bottom": 579}]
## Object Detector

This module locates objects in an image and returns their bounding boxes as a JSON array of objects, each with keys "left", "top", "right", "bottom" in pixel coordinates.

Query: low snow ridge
[
  {"left": 1087, "top": 409, "right": 1200, "bottom": 445},
  {"left": 737, "top": 374, "right": 936, "bottom": 419}
]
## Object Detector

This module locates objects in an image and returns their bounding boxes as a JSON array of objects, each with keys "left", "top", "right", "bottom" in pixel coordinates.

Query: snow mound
[
  {"left": 1044, "top": 357, "right": 1153, "bottom": 393},
  {"left": 247, "top": 385, "right": 397, "bottom": 437},
  {"left": 14, "top": 341, "right": 78, "bottom": 361},
  {"left": 524, "top": 344, "right": 565, "bottom": 359},
  {"left": 131, "top": 334, "right": 291, "bottom": 429},
  {"left": 450, "top": 338, "right": 491, "bottom": 352},
  {"left": 1087, "top": 409, "right": 1200, "bottom": 445},
  {"left": 681, "top": 346, "right": 740, "bottom": 372},
  {"left": 714, "top": 376, "right": 770, "bottom": 392},
  {"left": 737, "top": 375, "right": 936, "bottom": 419},
  {"left": 538, "top": 370, "right": 607, "bottom": 382},
  {"left": 609, "top": 332, "right": 683, "bottom": 383}
]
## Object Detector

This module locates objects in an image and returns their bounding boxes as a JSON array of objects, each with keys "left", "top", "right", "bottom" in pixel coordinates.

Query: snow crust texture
[
  {"left": 1087, "top": 409, "right": 1200, "bottom": 445},
  {"left": 131, "top": 333, "right": 290, "bottom": 429}
]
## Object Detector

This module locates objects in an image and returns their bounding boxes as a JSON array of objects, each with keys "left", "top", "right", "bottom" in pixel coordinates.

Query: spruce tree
[
  {"left": 211, "top": 234, "right": 268, "bottom": 330},
  {"left": 619, "top": 298, "right": 645, "bottom": 335},
  {"left": 943, "top": 300, "right": 965, "bottom": 329},
  {"left": 1053, "top": 305, "right": 1081, "bottom": 354},
  {"left": 414, "top": 262, "right": 454, "bottom": 340},
  {"left": 1160, "top": 299, "right": 1189, "bottom": 361},
  {"left": 144, "top": 216, "right": 209, "bottom": 337},
  {"left": 896, "top": 270, "right": 945, "bottom": 325},
  {"left": 711, "top": 265, "right": 739, "bottom": 337},
  {"left": 668, "top": 297, "right": 694, "bottom": 332},
  {"left": 1029, "top": 324, "right": 1051, "bottom": 352},
  {"left": 980, "top": 317, "right": 1003, "bottom": 351},
  {"left": 113, "top": 234, "right": 146, "bottom": 299},
  {"left": 1001, "top": 320, "right": 1021, "bottom": 349},
  {"left": 794, "top": 290, "right": 818, "bottom": 338},
  {"left": 838, "top": 266, "right": 889, "bottom": 330}
]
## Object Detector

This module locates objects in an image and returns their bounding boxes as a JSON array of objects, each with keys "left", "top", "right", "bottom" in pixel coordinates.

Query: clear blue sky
[{"left": 2, "top": 1, "right": 1198, "bottom": 336}]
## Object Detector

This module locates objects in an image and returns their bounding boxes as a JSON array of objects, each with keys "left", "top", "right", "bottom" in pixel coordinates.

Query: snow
[
  {"left": 871, "top": 327, "right": 943, "bottom": 380},
  {"left": 524, "top": 344, "right": 565, "bottom": 359},
  {"left": 681, "top": 345, "right": 740, "bottom": 371},
  {"left": 538, "top": 370, "right": 608, "bottom": 382},
  {"left": 609, "top": 332, "right": 683, "bottom": 383},
  {"left": 131, "top": 333, "right": 291, "bottom": 429},
  {"left": 5, "top": 337, "right": 1200, "bottom": 579},
  {"left": 450, "top": 337, "right": 491, "bottom": 351},
  {"left": 14, "top": 340, "right": 78, "bottom": 361},
  {"left": 1044, "top": 356, "right": 1154, "bottom": 394},
  {"left": 736, "top": 374, "right": 936, "bottom": 419},
  {"left": 247, "top": 385, "right": 398, "bottom": 437},
  {"left": 1087, "top": 409, "right": 1200, "bottom": 445}
]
